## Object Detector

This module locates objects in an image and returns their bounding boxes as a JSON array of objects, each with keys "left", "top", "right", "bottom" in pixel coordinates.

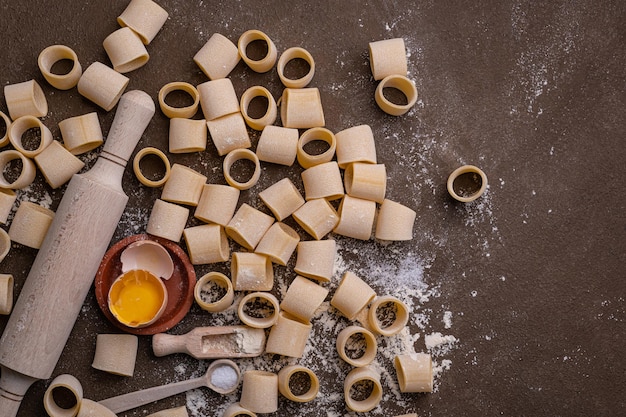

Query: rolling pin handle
[
  {"left": 0, "top": 366, "right": 38, "bottom": 417},
  {"left": 152, "top": 333, "right": 188, "bottom": 357}
]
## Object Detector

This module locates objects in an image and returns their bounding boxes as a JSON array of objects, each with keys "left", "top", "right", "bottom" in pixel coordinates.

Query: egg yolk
[{"left": 108, "top": 269, "right": 166, "bottom": 327}]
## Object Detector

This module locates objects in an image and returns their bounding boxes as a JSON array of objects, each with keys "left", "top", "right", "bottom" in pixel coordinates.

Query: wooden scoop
[{"left": 152, "top": 325, "right": 266, "bottom": 359}]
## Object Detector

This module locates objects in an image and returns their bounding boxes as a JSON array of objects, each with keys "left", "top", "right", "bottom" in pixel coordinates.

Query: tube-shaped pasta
[
  {"left": 238, "top": 30, "right": 278, "bottom": 73},
  {"left": 344, "top": 163, "right": 387, "bottom": 203},
  {"left": 225, "top": 203, "right": 274, "bottom": 250},
  {"left": 43, "top": 374, "right": 83, "bottom": 417},
  {"left": 146, "top": 406, "right": 189, "bottom": 417},
  {"left": 159, "top": 82, "right": 200, "bottom": 119},
  {"left": 0, "top": 274, "right": 13, "bottom": 315},
  {"left": 194, "top": 272, "right": 234, "bottom": 312},
  {"left": 38, "top": 45, "right": 82, "bottom": 90},
  {"left": 280, "top": 88, "right": 325, "bottom": 129},
  {"left": 231, "top": 252, "right": 274, "bottom": 291},
  {"left": 207, "top": 112, "right": 251, "bottom": 156},
  {"left": 368, "top": 295, "right": 410, "bottom": 336},
  {"left": 335, "top": 124, "right": 377, "bottom": 169},
  {"left": 91, "top": 334, "right": 138, "bottom": 377},
  {"left": 0, "top": 150, "right": 36, "bottom": 189},
  {"left": 280, "top": 275, "right": 328, "bottom": 322},
  {"left": 344, "top": 366, "right": 383, "bottom": 413},
  {"left": 169, "top": 118, "right": 207, "bottom": 153},
  {"left": 0, "top": 111, "right": 11, "bottom": 147},
  {"left": 240, "top": 86, "right": 277, "bottom": 130},
  {"left": 222, "top": 403, "right": 256, "bottom": 417},
  {"left": 446, "top": 164, "right": 488, "bottom": 203},
  {"left": 394, "top": 353, "right": 433, "bottom": 393},
  {"left": 330, "top": 271, "right": 376, "bottom": 320},
  {"left": 375, "top": 74, "right": 418, "bottom": 116},
  {"left": 198, "top": 78, "right": 240, "bottom": 121},
  {"left": 336, "top": 325, "right": 378, "bottom": 367},
  {"left": 301, "top": 161, "right": 344, "bottom": 201},
  {"left": 77, "top": 62, "right": 129, "bottom": 111},
  {"left": 146, "top": 199, "right": 190, "bottom": 242},
  {"left": 294, "top": 239, "right": 336, "bottom": 282},
  {"left": 239, "top": 371, "right": 278, "bottom": 414},
  {"left": 0, "top": 188, "right": 17, "bottom": 224},
  {"left": 333, "top": 195, "right": 376, "bottom": 241},
  {"left": 183, "top": 224, "right": 229, "bottom": 265},
  {"left": 258, "top": 178, "right": 304, "bottom": 221},
  {"left": 58, "top": 112, "right": 103, "bottom": 155},
  {"left": 278, "top": 365, "right": 319, "bottom": 403},
  {"left": 8, "top": 201, "right": 55, "bottom": 249},
  {"left": 8, "top": 115, "right": 53, "bottom": 158},
  {"left": 277, "top": 47, "right": 315, "bottom": 88},
  {"left": 265, "top": 312, "right": 311, "bottom": 358},
  {"left": 194, "top": 184, "right": 240, "bottom": 226},
  {"left": 368, "top": 38, "right": 408, "bottom": 81},
  {"left": 194, "top": 33, "right": 240, "bottom": 80},
  {"left": 375, "top": 199, "right": 416, "bottom": 241},
  {"left": 223, "top": 148, "right": 261, "bottom": 190},
  {"left": 133, "top": 147, "right": 171, "bottom": 187},
  {"left": 292, "top": 199, "right": 339, "bottom": 241},
  {"left": 161, "top": 163, "right": 207, "bottom": 206},
  {"left": 34, "top": 141, "right": 85, "bottom": 189},
  {"left": 238, "top": 292, "right": 280, "bottom": 328},
  {"left": 255, "top": 222, "right": 299, "bottom": 266},
  {"left": 117, "top": 0, "right": 169, "bottom": 45},
  {"left": 255, "top": 125, "right": 299, "bottom": 166},
  {"left": 0, "top": 228, "right": 10, "bottom": 263},
  {"left": 103, "top": 27, "right": 150, "bottom": 73},
  {"left": 4, "top": 80, "right": 48, "bottom": 119},
  {"left": 76, "top": 399, "right": 116, "bottom": 417},
  {"left": 297, "top": 127, "right": 336, "bottom": 169}
]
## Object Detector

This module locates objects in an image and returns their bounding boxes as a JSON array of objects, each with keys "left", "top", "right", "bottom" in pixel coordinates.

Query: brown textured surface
[{"left": 0, "top": 0, "right": 624, "bottom": 416}]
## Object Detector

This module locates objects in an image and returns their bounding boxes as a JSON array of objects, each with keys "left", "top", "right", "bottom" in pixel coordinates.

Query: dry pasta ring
[
  {"left": 0, "top": 229, "right": 10, "bottom": 263},
  {"left": 344, "top": 366, "right": 383, "bottom": 413},
  {"left": 158, "top": 82, "right": 200, "bottom": 119},
  {"left": 368, "top": 38, "right": 408, "bottom": 81},
  {"left": 4, "top": 80, "right": 48, "bottom": 120},
  {"left": 37, "top": 45, "right": 82, "bottom": 90},
  {"left": 0, "top": 273, "right": 13, "bottom": 315},
  {"left": 394, "top": 353, "right": 433, "bottom": 392},
  {"left": 237, "top": 291, "right": 280, "bottom": 329},
  {"left": 374, "top": 74, "right": 418, "bottom": 116},
  {"left": 223, "top": 148, "right": 261, "bottom": 190},
  {"left": 91, "top": 334, "right": 138, "bottom": 377},
  {"left": 277, "top": 47, "right": 315, "bottom": 88},
  {"left": 133, "top": 147, "right": 171, "bottom": 187},
  {"left": 368, "top": 295, "right": 409, "bottom": 336},
  {"left": 447, "top": 164, "right": 488, "bottom": 202},
  {"left": 0, "top": 150, "right": 37, "bottom": 189},
  {"left": 223, "top": 403, "right": 256, "bottom": 417},
  {"left": 0, "top": 111, "right": 11, "bottom": 147},
  {"left": 117, "top": 0, "right": 169, "bottom": 45},
  {"left": 278, "top": 365, "right": 319, "bottom": 403},
  {"left": 194, "top": 272, "right": 234, "bottom": 312},
  {"left": 336, "top": 325, "right": 378, "bottom": 367},
  {"left": 296, "top": 127, "right": 336, "bottom": 169},
  {"left": 238, "top": 30, "right": 278, "bottom": 73},
  {"left": 0, "top": 188, "right": 16, "bottom": 224},
  {"left": 43, "top": 374, "right": 83, "bottom": 417},
  {"left": 240, "top": 86, "right": 277, "bottom": 131},
  {"left": 8, "top": 115, "right": 53, "bottom": 158}
]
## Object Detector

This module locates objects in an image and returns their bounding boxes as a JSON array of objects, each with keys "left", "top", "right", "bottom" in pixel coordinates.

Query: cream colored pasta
[
  {"left": 146, "top": 406, "right": 189, "bottom": 417},
  {"left": 344, "top": 163, "right": 387, "bottom": 203},
  {"left": 58, "top": 112, "right": 103, "bottom": 155},
  {"left": 368, "top": 296, "right": 409, "bottom": 336},
  {"left": 77, "top": 62, "right": 129, "bottom": 111},
  {"left": 3, "top": 79, "right": 48, "bottom": 119},
  {"left": 297, "top": 127, "right": 337, "bottom": 169},
  {"left": 76, "top": 399, "right": 116, "bottom": 417},
  {"left": 184, "top": 224, "right": 229, "bottom": 265},
  {"left": 34, "top": 141, "right": 85, "bottom": 189},
  {"left": 280, "top": 87, "right": 325, "bottom": 129},
  {"left": 278, "top": 365, "right": 319, "bottom": 403},
  {"left": 238, "top": 292, "right": 280, "bottom": 328},
  {"left": 133, "top": 147, "right": 171, "bottom": 187},
  {"left": 103, "top": 27, "right": 150, "bottom": 73},
  {"left": 222, "top": 403, "right": 256, "bottom": 417},
  {"left": 0, "top": 274, "right": 13, "bottom": 315},
  {"left": 198, "top": 78, "right": 240, "bottom": 121},
  {"left": 158, "top": 82, "right": 200, "bottom": 119},
  {"left": 255, "top": 125, "right": 299, "bottom": 166},
  {"left": 280, "top": 275, "right": 329, "bottom": 322},
  {"left": 375, "top": 199, "right": 416, "bottom": 241},
  {"left": 0, "top": 111, "right": 11, "bottom": 147},
  {"left": 0, "top": 150, "right": 36, "bottom": 190},
  {"left": 223, "top": 149, "right": 261, "bottom": 190},
  {"left": 333, "top": 195, "right": 377, "bottom": 241},
  {"left": 194, "top": 184, "right": 240, "bottom": 226},
  {"left": 0, "top": 188, "right": 17, "bottom": 224},
  {"left": 258, "top": 178, "right": 304, "bottom": 221},
  {"left": 336, "top": 325, "right": 378, "bottom": 367},
  {"left": 301, "top": 161, "right": 344, "bottom": 201},
  {"left": 161, "top": 163, "right": 207, "bottom": 206},
  {"left": 293, "top": 239, "right": 336, "bottom": 282},
  {"left": 194, "top": 271, "right": 234, "bottom": 312},
  {"left": 394, "top": 353, "right": 433, "bottom": 393},
  {"left": 368, "top": 38, "right": 408, "bottom": 81},
  {"left": 37, "top": 45, "right": 82, "bottom": 90},
  {"left": 375, "top": 74, "right": 418, "bottom": 116},
  {"left": 43, "top": 374, "right": 83, "bottom": 417},
  {"left": 446, "top": 164, "right": 488, "bottom": 203},
  {"left": 239, "top": 371, "right": 279, "bottom": 414},
  {"left": 334, "top": 124, "right": 377, "bottom": 169},
  {"left": 194, "top": 33, "right": 240, "bottom": 80},
  {"left": 238, "top": 30, "right": 278, "bottom": 73},
  {"left": 8, "top": 115, "right": 53, "bottom": 158},
  {"left": 343, "top": 366, "right": 383, "bottom": 413},
  {"left": 8, "top": 201, "right": 55, "bottom": 249},
  {"left": 330, "top": 271, "right": 376, "bottom": 320},
  {"left": 226, "top": 204, "right": 275, "bottom": 250},
  {"left": 292, "top": 199, "right": 339, "bottom": 241},
  {"left": 277, "top": 47, "right": 315, "bottom": 88},
  {"left": 206, "top": 112, "right": 251, "bottom": 156},
  {"left": 240, "top": 86, "right": 277, "bottom": 130},
  {"left": 117, "top": 0, "right": 169, "bottom": 45},
  {"left": 265, "top": 312, "right": 312, "bottom": 358},
  {"left": 91, "top": 334, "right": 138, "bottom": 377},
  {"left": 146, "top": 199, "right": 190, "bottom": 242},
  {"left": 0, "top": 229, "right": 10, "bottom": 263},
  {"left": 231, "top": 252, "right": 274, "bottom": 291},
  {"left": 255, "top": 222, "right": 299, "bottom": 266}
]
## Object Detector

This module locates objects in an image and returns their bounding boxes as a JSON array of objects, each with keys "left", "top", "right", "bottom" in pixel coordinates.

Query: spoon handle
[{"left": 98, "top": 376, "right": 204, "bottom": 414}]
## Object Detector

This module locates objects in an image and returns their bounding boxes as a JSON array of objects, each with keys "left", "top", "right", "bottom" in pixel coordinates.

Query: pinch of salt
[{"left": 210, "top": 365, "right": 239, "bottom": 390}]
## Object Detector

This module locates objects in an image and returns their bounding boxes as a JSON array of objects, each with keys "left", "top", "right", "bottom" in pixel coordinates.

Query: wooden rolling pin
[{"left": 0, "top": 90, "right": 155, "bottom": 417}]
